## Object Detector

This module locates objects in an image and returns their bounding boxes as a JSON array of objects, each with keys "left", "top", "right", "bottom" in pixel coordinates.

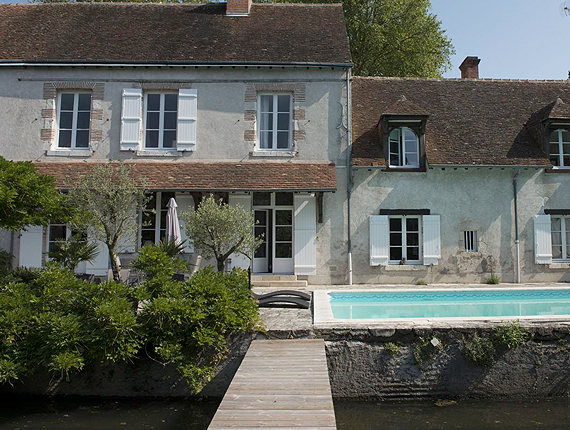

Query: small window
[
  {"left": 388, "top": 127, "right": 419, "bottom": 168},
  {"left": 47, "top": 223, "right": 68, "bottom": 253},
  {"left": 57, "top": 92, "right": 91, "bottom": 149},
  {"left": 257, "top": 94, "right": 292, "bottom": 150},
  {"left": 253, "top": 192, "right": 271, "bottom": 206},
  {"left": 549, "top": 129, "right": 570, "bottom": 168},
  {"left": 389, "top": 216, "right": 421, "bottom": 264},
  {"left": 463, "top": 231, "right": 478, "bottom": 252},
  {"left": 144, "top": 93, "right": 178, "bottom": 149},
  {"left": 551, "top": 216, "right": 570, "bottom": 260}
]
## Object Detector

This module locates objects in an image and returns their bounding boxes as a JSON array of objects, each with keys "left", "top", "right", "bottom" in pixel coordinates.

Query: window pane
[
  {"left": 389, "top": 139, "right": 399, "bottom": 154},
  {"left": 253, "top": 193, "right": 271, "bottom": 206},
  {"left": 552, "top": 217, "right": 562, "bottom": 231},
  {"left": 275, "top": 192, "right": 293, "bottom": 206},
  {"left": 389, "top": 154, "right": 400, "bottom": 166},
  {"left": 255, "top": 241, "right": 266, "bottom": 258},
  {"left": 147, "top": 112, "right": 160, "bottom": 130},
  {"left": 276, "top": 226, "right": 292, "bottom": 241},
  {"left": 564, "top": 156, "right": 570, "bottom": 167},
  {"left": 146, "top": 131, "right": 159, "bottom": 148},
  {"left": 78, "top": 93, "right": 91, "bottom": 111},
  {"left": 277, "top": 113, "right": 290, "bottom": 131},
  {"left": 390, "top": 247, "right": 402, "bottom": 261},
  {"left": 163, "top": 131, "right": 176, "bottom": 148},
  {"left": 75, "top": 130, "right": 89, "bottom": 147},
  {"left": 552, "top": 231, "right": 562, "bottom": 246},
  {"left": 389, "top": 218, "right": 402, "bottom": 231},
  {"left": 259, "top": 131, "right": 272, "bottom": 149},
  {"left": 50, "top": 225, "right": 66, "bottom": 241},
  {"left": 553, "top": 245, "right": 563, "bottom": 259},
  {"left": 164, "top": 112, "right": 177, "bottom": 130},
  {"left": 407, "top": 233, "right": 419, "bottom": 246},
  {"left": 141, "top": 230, "right": 155, "bottom": 247},
  {"left": 162, "top": 192, "right": 176, "bottom": 208},
  {"left": 164, "top": 94, "right": 178, "bottom": 112},
  {"left": 275, "top": 243, "right": 292, "bottom": 258},
  {"left": 259, "top": 112, "right": 273, "bottom": 131},
  {"left": 60, "top": 111, "right": 73, "bottom": 129},
  {"left": 147, "top": 94, "right": 160, "bottom": 111},
  {"left": 550, "top": 143, "right": 560, "bottom": 156},
  {"left": 254, "top": 226, "right": 266, "bottom": 238},
  {"left": 562, "top": 130, "right": 570, "bottom": 143},
  {"left": 60, "top": 94, "right": 74, "bottom": 111},
  {"left": 77, "top": 112, "right": 90, "bottom": 129},
  {"left": 277, "top": 132, "right": 290, "bottom": 149},
  {"left": 405, "top": 153, "right": 418, "bottom": 166},
  {"left": 404, "top": 128, "right": 417, "bottom": 141},
  {"left": 390, "top": 232, "right": 402, "bottom": 246},
  {"left": 564, "top": 143, "right": 570, "bottom": 155},
  {"left": 254, "top": 211, "right": 267, "bottom": 226},
  {"left": 260, "top": 95, "right": 273, "bottom": 112},
  {"left": 407, "top": 247, "right": 420, "bottom": 261},
  {"left": 406, "top": 217, "right": 419, "bottom": 231},
  {"left": 276, "top": 210, "right": 292, "bottom": 226},
  {"left": 277, "top": 95, "right": 290, "bottom": 112},
  {"left": 551, "top": 155, "right": 560, "bottom": 166},
  {"left": 58, "top": 130, "right": 72, "bottom": 147}
]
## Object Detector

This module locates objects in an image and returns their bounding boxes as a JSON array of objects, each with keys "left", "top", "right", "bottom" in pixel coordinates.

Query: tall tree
[
  {"left": 68, "top": 163, "right": 150, "bottom": 282},
  {"left": 30, "top": 0, "right": 454, "bottom": 77},
  {"left": 0, "top": 157, "right": 68, "bottom": 231}
]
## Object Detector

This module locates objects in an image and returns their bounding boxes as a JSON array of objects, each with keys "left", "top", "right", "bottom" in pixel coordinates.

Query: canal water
[{"left": 1, "top": 397, "right": 570, "bottom": 429}]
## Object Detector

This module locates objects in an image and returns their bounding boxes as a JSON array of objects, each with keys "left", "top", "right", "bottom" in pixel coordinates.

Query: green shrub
[
  {"left": 413, "top": 336, "right": 443, "bottom": 369},
  {"left": 486, "top": 275, "right": 500, "bottom": 285},
  {"left": 385, "top": 342, "right": 401, "bottom": 356},
  {"left": 464, "top": 333, "right": 496, "bottom": 367},
  {"left": 0, "top": 251, "right": 11, "bottom": 276},
  {"left": 493, "top": 320, "right": 529, "bottom": 349}
]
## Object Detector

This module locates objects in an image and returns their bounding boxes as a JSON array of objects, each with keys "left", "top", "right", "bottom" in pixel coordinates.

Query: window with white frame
[
  {"left": 144, "top": 93, "right": 178, "bottom": 149},
  {"left": 47, "top": 222, "right": 69, "bottom": 254},
  {"left": 549, "top": 129, "right": 570, "bottom": 168},
  {"left": 463, "top": 230, "right": 478, "bottom": 252},
  {"left": 257, "top": 94, "right": 292, "bottom": 150},
  {"left": 551, "top": 216, "right": 570, "bottom": 260},
  {"left": 388, "top": 127, "right": 420, "bottom": 168},
  {"left": 140, "top": 191, "right": 176, "bottom": 247},
  {"left": 57, "top": 92, "right": 91, "bottom": 149},
  {"left": 389, "top": 216, "right": 421, "bottom": 263}
]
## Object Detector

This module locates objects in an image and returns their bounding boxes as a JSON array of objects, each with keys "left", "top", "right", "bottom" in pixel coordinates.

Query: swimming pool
[{"left": 313, "top": 288, "right": 570, "bottom": 324}]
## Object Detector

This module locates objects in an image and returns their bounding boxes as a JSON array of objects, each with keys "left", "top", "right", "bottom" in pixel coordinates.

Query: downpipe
[
  {"left": 513, "top": 169, "right": 521, "bottom": 283},
  {"left": 346, "top": 68, "right": 353, "bottom": 286}
]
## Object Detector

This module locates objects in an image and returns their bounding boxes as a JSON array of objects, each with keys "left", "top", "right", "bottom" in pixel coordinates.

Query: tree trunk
[
  {"left": 109, "top": 245, "right": 122, "bottom": 283},
  {"left": 217, "top": 258, "right": 225, "bottom": 272}
]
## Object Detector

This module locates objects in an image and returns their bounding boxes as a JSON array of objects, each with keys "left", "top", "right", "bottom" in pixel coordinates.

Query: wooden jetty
[{"left": 208, "top": 339, "right": 336, "bottom": 430}]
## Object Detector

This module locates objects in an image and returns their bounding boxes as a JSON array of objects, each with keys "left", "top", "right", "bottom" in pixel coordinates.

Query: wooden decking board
[{"left": 207, "top": 339, "right": 336, "bottom": 430}]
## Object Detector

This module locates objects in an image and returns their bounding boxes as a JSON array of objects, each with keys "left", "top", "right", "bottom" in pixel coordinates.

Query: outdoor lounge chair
[{"left": 252, "top": 290, "right": 311, "bottom": 309}]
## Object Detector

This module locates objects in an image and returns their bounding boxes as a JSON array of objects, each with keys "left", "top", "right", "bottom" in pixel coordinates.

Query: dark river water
[{"left": 1, "top": 397, "right": 570, "bottom": 429}]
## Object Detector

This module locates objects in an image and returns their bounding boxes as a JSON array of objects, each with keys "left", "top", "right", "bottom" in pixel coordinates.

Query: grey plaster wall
[
  {"left": 0, "top": 67, "right": 347, "bottom": 166},
  {"left": 350, "top": 168, "right": 570, "bottom": 284}
]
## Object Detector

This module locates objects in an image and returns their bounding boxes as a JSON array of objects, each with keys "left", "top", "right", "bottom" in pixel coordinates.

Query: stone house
[
  {"left": 0, "top": 1, "right": 352, "bottom": 283},
  {"left": 350, "top": 58, "right": 570, "bottom": 283}
]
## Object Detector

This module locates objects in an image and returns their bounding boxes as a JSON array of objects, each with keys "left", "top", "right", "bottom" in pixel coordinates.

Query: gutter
[
  {"left": 0, "top": 60, "right": 353, "bottom": 68},
  {"left": 346, "top": 68, "right": 353, "bottom": 286}
]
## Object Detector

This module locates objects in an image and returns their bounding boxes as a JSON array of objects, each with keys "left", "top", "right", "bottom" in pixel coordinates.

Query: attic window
[
  {"left": 388, "top": 127, "right": 419, "bottom": 168},
  {"left": 549, "top": 129, "right": 570, "bottom": 168}
]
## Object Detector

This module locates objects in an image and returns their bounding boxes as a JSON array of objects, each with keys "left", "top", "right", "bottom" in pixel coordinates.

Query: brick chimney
[
  {"left": 226, "top": 0, "right": 252, "bottom": 16},
  {"left": 459, "top": 56, "right": 480, "bottom": 79}
]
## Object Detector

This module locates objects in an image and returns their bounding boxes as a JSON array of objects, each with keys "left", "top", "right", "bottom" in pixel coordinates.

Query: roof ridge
[{"left": 354, "top": 76, "right": 570, "bottom": 84}]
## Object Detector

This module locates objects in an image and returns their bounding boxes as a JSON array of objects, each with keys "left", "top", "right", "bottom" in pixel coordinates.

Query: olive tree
[
  {"left": 181, "top": 195, "right": 262, "bottom": 272},
  {"left": 68, "top": 163, "right": 149, "bottom": 282}
]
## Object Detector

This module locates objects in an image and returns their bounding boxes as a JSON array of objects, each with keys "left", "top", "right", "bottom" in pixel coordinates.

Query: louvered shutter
[
  {"left": 422, "top": 215, "right": 441, "bottom": 265},
  {"left": 175, "top": 193, "right": 195, "bottom": 254},
  {"left": 534, "top": 214, "right": 552, "bottom": 264},
  {"left": 370, "top": 215, "right": 389, "bottom": 266},
  {"left": 85, "top": 239, "right": 110, "bottom": 277},
  {"left": 228, "top": 194, "right": 252, "bottom": 269},
  {"left": 18, "top": 226, "right": 43, "bottom": 268},
  {"left": 177, "top": 89, "right": 197, "bottom": 152},
  {"left": 120, "top": 89, "right": 142, "bottom": 151},
  {"left": 294, "top": 194, "right": 317, "bottom": 275}
]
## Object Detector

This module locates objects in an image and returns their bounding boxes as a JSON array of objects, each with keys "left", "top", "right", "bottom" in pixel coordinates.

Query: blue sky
[{"left": 1, "top": 0, "right": 569, "bottom": 79}]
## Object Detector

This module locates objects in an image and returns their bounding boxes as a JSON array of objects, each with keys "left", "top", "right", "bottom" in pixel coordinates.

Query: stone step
[
  {"left": 251, "top": 274, "right": 298, "bottom": 282},
  {"left": 251, "top": 280, "right": 309, "bottom": 289}
]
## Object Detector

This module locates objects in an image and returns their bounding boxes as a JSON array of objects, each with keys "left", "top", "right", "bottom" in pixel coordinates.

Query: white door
[
  {"left": 273, "top": 208, "right": 294, "bottom": 274},
  {"left": 253, "top": 209, "right": 270, "bottom": 273}
]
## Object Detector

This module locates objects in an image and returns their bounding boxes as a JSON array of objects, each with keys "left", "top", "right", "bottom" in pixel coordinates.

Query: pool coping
[{"left": 313, "top": 286, "right": 570, "bottom": 328}]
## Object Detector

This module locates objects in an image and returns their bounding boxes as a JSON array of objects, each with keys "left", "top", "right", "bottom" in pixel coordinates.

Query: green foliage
[
  {"left": 132, "top": 245, "right": 188, "bottom": 297},
  {"left": 486, "top": 275, "right": 500, "bottom": 285},
  {"left": 68, "top": 162, "right": 150, "bottom": 282},
  {"left": 0, "top": 264, "right": 260, "bottom": 393},
  {"left": 0, "top": 251, "right": 11, "bottom": 276},
  {"left": 416, "top": 280, "right": 427, "bottom": 286},
  {"left": 47, "top": 235, "right": 99, "bottom": 271},
  {"left": 384, "top": 341, "right": 401, "bottom": 356},
  {"left": 413, "top": 336, "right": 443, "bottom": 369},
  {"left": 464, "top": 333, "right": 496, "bottom": 367},
  {"left": 158, "top": 238, "right": 187, "bottom": 257},
  {"left": 0, "top": 157, "right": 69, "bottom": 231},
  {"left": 493, "top": 321, "right": 530, "bottom": 350},
  {"left": 182, "top": 195, "right": 262, "bottom": 272}
]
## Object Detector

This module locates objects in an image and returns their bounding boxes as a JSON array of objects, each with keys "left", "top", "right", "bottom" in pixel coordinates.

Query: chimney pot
[
  {"left": 226, "top": 0, "right": 252, "bottom": 16},
  {"left": 459, "top": 56, "right": 480, "bottom": 79}
]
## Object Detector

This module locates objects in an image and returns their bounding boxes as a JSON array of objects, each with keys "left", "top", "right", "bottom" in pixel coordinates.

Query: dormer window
[
  {"left": 388, "top": 126, "right": 419, "bottom": 168},
  {"left": 549, "top": 129, "right": 570, "bottom": 168}
]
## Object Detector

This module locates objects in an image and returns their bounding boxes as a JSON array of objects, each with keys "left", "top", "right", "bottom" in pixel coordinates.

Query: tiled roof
[
  {"left": 352, "top": 77, "right": 570, "bottom": 167},
  {"left": 0, "top": 3, "right": 351, "bottom": 66},
  {"left": 34, "top": 162, "right": 337, "bottom": 192}
]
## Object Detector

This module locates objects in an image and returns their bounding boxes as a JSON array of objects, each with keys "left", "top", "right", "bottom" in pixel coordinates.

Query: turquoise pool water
[{"left": 329, "top": 289, "right": 570, "bottom": 320}]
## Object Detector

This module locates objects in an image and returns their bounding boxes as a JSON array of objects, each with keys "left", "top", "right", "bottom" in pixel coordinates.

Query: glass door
[{"left": 253, "top": 209, "right": 271, "bottom": 273}]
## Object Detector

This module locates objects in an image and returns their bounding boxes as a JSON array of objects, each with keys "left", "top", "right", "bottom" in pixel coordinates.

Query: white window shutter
[
  {"left": 228, "top": 194, "right": 253, "bottom": 270},
  {"left": 85, "top": 239, "right": 109, "bottom": 278},
  {"left": 534, "top": 214, "right": 552, "bottom": 264},
  {"left": 370, "top": 215, "right": 389, "bottom": 266},
  {"left": 423, "top": 215, "right": 441, "bottom": 265},
  {"left": 175, "top": 192, "right": 195, "bottom": 254},
  {"left": 294, "top": 194, "right": 317, "bottom": 275},
  {"left": 177, "top": 89, "right": 197, "bottom": 152},
  {"left": 120, "top": 88, "right": 142, "bottom": 151},
  {"left": 18, "top": 226, "right": 44, "bottom": 268}
]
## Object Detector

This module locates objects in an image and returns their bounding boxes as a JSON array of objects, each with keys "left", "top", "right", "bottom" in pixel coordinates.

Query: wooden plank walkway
[{"left": 208, "top": 339, "right": 336, "bottom": 430}]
